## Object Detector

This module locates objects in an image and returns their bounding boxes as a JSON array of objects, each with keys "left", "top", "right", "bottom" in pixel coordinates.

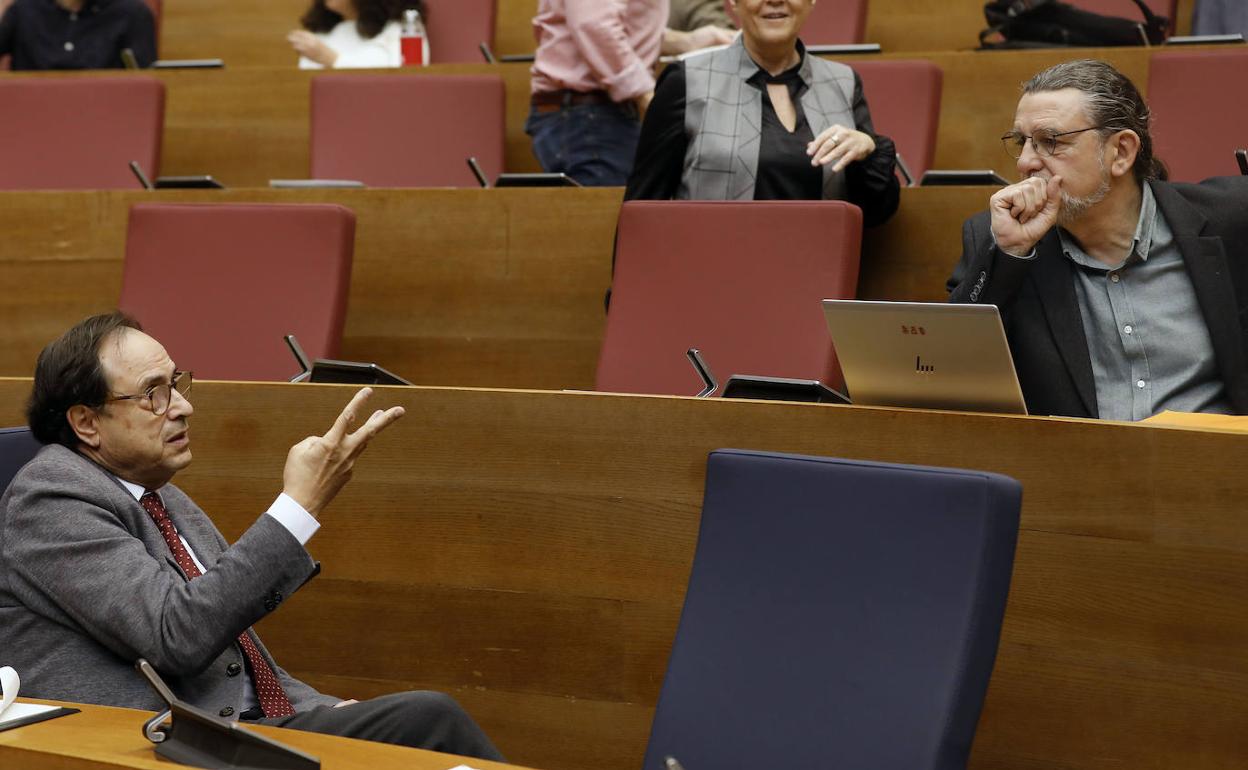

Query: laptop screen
[{"left": 822, "top": 300, "right": 1028, "bottom": 415}]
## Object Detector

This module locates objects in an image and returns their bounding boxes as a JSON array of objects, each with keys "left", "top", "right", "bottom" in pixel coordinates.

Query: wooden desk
[
  {"left": 154, "top": 0, "right": 1196, "bottom": 62},
  {"left": 0, "top": 379, "right": 1244, "bottom": 770},
  {"left": 0, "top": 185, "right": 981, "bottom": 387},
  {"left": 0, "top": 698, "right": 533, "bottom": 769},
  {"left": 10, "top": 63, "right": 542, "bottom": 184},
  {"left": 5, "top": 45, "right": 1234, "bottom": 184}
]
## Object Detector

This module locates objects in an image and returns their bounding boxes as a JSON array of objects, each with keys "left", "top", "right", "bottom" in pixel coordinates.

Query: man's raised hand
[
  {"left": 989, "top": 175, "right": 1062, "bottom": 257},
  {"left": 282, "top": 388, "right": 405, "bottom": 517}
]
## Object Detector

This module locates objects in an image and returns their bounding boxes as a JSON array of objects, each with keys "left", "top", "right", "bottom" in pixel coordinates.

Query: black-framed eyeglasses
[
  {"left": 107, "top": 370, "right": 193, "bottom": 416},
  {"left": 1001, "top": 126, "right": 1103, "bottom": 159}
]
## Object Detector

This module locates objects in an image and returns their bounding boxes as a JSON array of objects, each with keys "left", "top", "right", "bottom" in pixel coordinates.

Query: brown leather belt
[{"left": 530, "top": 89, "right": 615, "bottom": 112}]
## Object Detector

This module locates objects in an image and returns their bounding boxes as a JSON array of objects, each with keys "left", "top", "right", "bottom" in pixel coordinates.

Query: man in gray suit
[{"left": 0, "top": 312, "right": 502, "bottom": 760}]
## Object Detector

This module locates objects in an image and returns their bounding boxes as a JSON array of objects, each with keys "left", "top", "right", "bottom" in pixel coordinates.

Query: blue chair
[
  {"left": 643, "top": 449, "right": 1021, "bottom": 770},
  {"left": 0, "top": 427, "right": 39, "bottom": 495}
]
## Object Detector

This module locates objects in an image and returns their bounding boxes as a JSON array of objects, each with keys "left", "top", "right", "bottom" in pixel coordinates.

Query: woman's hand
[
  {"left": 807, "top": 125, "right": 875, "bottom": 172},
  {"left": 287, "top": 30, "right": 338, "bottom": 67}
]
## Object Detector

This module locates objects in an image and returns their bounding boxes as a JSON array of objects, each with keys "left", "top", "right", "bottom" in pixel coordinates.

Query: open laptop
[{"left": 822, "top": 300, "right": 1028, "bottom": 415}]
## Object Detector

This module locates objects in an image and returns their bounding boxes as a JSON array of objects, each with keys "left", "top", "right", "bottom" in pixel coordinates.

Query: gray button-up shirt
[{"left": 1058, "top": 184, "right": 1232, "bottom": 421}]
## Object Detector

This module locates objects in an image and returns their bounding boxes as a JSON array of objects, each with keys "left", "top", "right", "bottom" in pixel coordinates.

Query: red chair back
[
  {"left": 120, "top": 203, "right": 356, "bottom": 381},
  {"left": 597, "top": 201, "right": 863, "bottom": 395},
  {"left": 424, "top": 0, "right": 496, "bottom": 63},
  {"left": 725, "top": 0, "right": 867, "bottom": 45},
  {"left": 1148, "top": 49, "right": 1248, "bottom": 182},
  {"left": 310, "top": 74, "right": 504, "bottom": 187},
  {"left": 0, "top": 77, "right": 163, "bottom": 190},
  {"left": 850, "top": 59, "right": 942, "bottom": 181}
]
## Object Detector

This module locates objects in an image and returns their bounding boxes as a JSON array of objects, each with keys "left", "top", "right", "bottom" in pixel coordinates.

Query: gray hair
[{"left": 1022, "top": 59, "right": 1161, "bottom": 182}]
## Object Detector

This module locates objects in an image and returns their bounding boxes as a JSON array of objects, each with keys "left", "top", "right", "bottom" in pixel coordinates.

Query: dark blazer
[
  {"left": 0, "top": 444, "right": 339, "bottom": 715},
  {"left": 947, "top": 177, "right": 1248, "bottom": 418}
]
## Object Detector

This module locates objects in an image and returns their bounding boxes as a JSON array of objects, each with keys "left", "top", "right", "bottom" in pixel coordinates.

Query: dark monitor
[
  {"left": 152, "top": 58, "right": 225, "bottom": 68},
  {"left": 722, "top": 375, "right": 851, "bottom": 405},
  {"left": 136, "top": 659, "right": 320, "bottom": 770},
  {"left": 684, "top": 348, "right": 850, "bottom": 405},
  {"left": 920, "top": 170, "right": 1009, "bottom": 186},
  {"left": 1164, "top": 34, "right": 1245, "bottom": 46},
  {"left": 494, "top": 172, "right": 581, "bottom": 188},
  {"left": 285, "top": 335, "right": 411, "bottom": 386},
  {"left": 154, "top": 175, "right": 225, "bottom": 189},
  {"left": 307, "top": 359, "right": 411, "bottom": 386},
  {"left": 806, "top": 43, "right": 882, "bottom": 55}
]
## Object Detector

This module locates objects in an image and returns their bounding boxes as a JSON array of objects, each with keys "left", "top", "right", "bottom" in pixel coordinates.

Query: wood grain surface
[
  {"left": 0, "top": 185, "right": 988, "bottom": 388},
  {"left": 7, "top": 43, "right": 1231, "bottom": 184},
  {"left": 156, "top": 0, "right": 1197, "bottom": 61},
  {"left": 0, "top": 379, "right": 1243, "bottom": 770},
  {"left": 0, "top": 698, "right": 539, "bottom": 770}
]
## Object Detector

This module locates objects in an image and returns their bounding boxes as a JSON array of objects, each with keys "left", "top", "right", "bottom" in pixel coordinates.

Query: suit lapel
[
  {"left": 1152, "top": 182, "right": 1248, "bottom": 411},
  {"left": 1030, "top": 230, "right": 1099, "bottom": 416}
]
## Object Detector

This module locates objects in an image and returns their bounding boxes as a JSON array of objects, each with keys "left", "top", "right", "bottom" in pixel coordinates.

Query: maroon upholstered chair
[
  {"left": 119, "top": 203, "right": 356, "bottom": 381},
  {"left": 310, "top": 74, "right": 504, "bottom": 187},
  {"left": 596, "top": 201, "right": 863, "bottom": 396},
  {"left": 0, "top": 77, "right": 163, "bottom": 190},
  {"left": 424, "top": 0, "right": 496, "bottom": 63},
  {"left": 1069, "top": 0, "right": 1176, "bottom": 34},
  {"left": 724, "top": 0, "right": 867, "bottom": 45},
  {"left": 851, "top": 59, "right": 942, "bottom": 182},
  {"left": 1148, "top": 49, "right": 1248, "bottom": 182}
]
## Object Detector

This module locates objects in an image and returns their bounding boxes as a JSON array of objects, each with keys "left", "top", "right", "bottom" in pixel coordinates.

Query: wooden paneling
[
  {"left": 5, "top": 45, "right": 1204, "bottom": 186},
  {"left": 9, "top": 44, "right": 1230, "bottom": 185},
  {"left": 496, "top": 0, "right": 538, "bottom": 57},
  {"left": 0, "top": 185, "right": 987, "bottom": 387},
  {"left": 0, "top": 187, "right": 619, "bottom": 389},
  {"left": 9, "top": 64, "right": 541, "bottom": 184},
  {"left": 1, "top": 380, "right": 1245, "bottom": 770},
  {"left": 447, "top": 0, "right": 1194, "bottom": 57},
  {"left": 863, "top": 0, "right": 1195, "bottom": 53}
]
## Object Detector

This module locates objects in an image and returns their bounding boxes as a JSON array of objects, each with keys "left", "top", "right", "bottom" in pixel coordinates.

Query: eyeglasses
[
  {"left": 1001, "top": 126, "right": 1102, "bottom": 159},
  {"left": 107, "top": 370, "right": 193, "bottom": 416}
]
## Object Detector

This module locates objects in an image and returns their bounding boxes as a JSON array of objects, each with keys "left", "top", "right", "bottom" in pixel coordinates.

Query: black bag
[{"left": 980, "top": 0, "right": 1169, "bottom": 48}]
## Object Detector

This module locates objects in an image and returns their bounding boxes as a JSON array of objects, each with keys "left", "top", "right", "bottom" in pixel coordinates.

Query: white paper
[
  {"left": 0, "top": 666, "right": 18, "bottom": 716},
  {"left": 0, "top": 666, "right": 61, "bottom": 726}
]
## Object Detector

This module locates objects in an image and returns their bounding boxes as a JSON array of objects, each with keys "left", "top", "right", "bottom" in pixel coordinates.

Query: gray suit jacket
[{"left": 0, "top": 444, "right": 339, "bottom": 715}]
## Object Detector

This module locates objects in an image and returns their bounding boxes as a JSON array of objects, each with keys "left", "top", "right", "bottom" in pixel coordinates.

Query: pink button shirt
[{"left": 531, "top": 0, "right": 668, "bottom": 103}]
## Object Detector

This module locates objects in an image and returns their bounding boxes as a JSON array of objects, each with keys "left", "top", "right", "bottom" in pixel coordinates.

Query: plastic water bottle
[{"left": 400, "top": 8, "right": 429, "bottom": 66}]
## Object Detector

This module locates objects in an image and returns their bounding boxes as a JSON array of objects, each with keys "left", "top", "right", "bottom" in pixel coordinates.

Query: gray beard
[{"left": 1056, "top": 157, "right": 1111, "bottom": 227}]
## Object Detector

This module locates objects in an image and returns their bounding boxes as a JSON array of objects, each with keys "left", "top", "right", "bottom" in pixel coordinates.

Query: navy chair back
[
  {"left": 643, "top": 449, "right": 1021, "bottom": 770},
  {"left": 0, "top": 427, "right": 40, "bottom": 495}
]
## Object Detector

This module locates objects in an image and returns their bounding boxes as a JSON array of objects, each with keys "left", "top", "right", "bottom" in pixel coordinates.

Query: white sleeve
[
  {"left": 333, "top": 22, "right": 402, "bottom": 68},
  {"left": 264, "top": 493, "right": 320, "bottom": 545}
]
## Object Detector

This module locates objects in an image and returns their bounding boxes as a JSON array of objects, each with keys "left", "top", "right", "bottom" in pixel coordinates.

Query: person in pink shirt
[{"left": 526, "top": 0, "right": 669, "bottom": 186}]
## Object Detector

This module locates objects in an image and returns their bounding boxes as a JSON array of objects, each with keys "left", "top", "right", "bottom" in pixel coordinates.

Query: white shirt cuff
[{"left": 265, "top": 493, "right": 320, "bottom": 546}]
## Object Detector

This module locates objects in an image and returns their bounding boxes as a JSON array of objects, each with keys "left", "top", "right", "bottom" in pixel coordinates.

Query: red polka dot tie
[{"left": 141, "top": 491, "right": 296, "bottom": 718}]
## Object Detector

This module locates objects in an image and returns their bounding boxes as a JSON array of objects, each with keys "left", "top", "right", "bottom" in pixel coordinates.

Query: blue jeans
[{"left": 525, "top": 101, "right": 641, "bottom": 187}]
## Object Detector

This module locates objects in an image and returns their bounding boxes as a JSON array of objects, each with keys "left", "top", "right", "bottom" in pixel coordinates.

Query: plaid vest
[{"left": 679, "top": 38, "right": 857, "bottom": 201}]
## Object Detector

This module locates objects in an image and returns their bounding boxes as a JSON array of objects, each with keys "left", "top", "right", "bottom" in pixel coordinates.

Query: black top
[
  {"left": 624, "top": 45, "right": 900, "bottom": 226},
  {"left": 0, "top": 0, "right": 155, "bottom": 70},
  {"left": 750, "top": 61, "right": 822, "bottom": 201}
]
